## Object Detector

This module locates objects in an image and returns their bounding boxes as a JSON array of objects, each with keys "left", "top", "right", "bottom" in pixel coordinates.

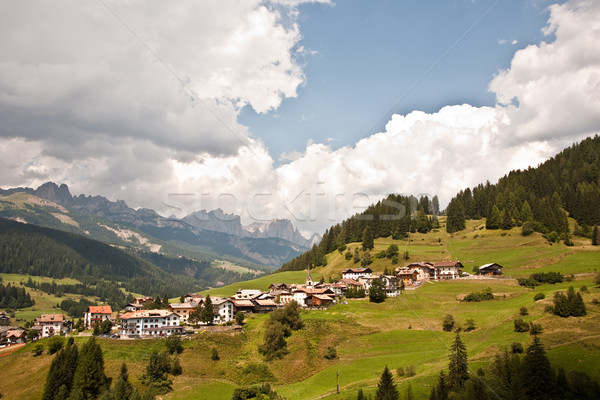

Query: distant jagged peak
[{"left": 34, "top": 181, "right": 72, "bottom": 204}]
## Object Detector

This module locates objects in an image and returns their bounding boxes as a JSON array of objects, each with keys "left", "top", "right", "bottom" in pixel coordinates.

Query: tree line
[
  {"left": 0, "top": 282, "right": 34, "bottom": 309},
  {"left": 446, "top": 135, "right": 600, "bottom": 239},
  {"left": 279, "top": 194, "right": 439, "bottom": 272},
  {"left": 0, "top": 218, "right": 204, "bottom": 297}
]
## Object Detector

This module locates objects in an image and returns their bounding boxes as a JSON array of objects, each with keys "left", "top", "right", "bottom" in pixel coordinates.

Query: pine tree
[
  {"left": 521, "top": 336, "right": 555, "bottom": 399},
  {"left": 448, "top": 332, "right": 469, "bottom": 390},
  {"left": 375, "top": 365, "right": 399, "bottom": 400},
  {"left": 486, "top": 206, "right": 501, "bottom": 229},
  {"left": 362, "top": 226, "right": 374, "bottom": 251},
  {"left": 593, "top": 225, "right": 599, "bottom": 245},
  {"left": 446, "top": 199, "right": 466, "bottom": 233},
  {"left": 369, "top": 278, "right": 386, "bottom": 303},
  {"left": 521, "top": 200, "right": 534, "bottom": 223},
  {"left": 435, "top": 371, "right": 449, "bottom": 400},
  {"left": 201, "top": 295, "right": 214, "bottom": 324},
  {"left": 357, "top": 388, "right": 365, "bottom": 400},
  {"left": 405, "top": 382, "right": 414, "bottom": 400},
  {"left": 112, "top": 364, "right": 133, "bottom": 400},
  {"left": 71, "top": 337, "right": 108, "bottom": 399},
  {"left": 42, "top": 341, "right": 79, "bottom": 400}
]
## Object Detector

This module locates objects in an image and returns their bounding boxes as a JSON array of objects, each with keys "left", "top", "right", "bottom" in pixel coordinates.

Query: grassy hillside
[{"left": 1, "top": 221, "right": 599, "bottom": 399}]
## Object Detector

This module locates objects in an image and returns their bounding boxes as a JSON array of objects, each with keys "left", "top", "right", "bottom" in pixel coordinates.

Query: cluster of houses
[{"left": 0, "top": 261, "right": 503, "bottom": 344}]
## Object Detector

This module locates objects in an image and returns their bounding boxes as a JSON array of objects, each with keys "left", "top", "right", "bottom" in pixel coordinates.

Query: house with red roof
[{"left": 83, "top": 305, "right": 113, "bottom": 328}]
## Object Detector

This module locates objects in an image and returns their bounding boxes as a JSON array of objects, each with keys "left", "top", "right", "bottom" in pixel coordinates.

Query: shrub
[
  {"left": 396, "top": 366, "right": 405, "bottom": 376},
  {"left": 442, "top": 314, "right": 455, "bottom": 332},
  {"left": 580, "top": 285, "right": 588, "bottom": 293},
  {"left": 521, "top": 221, "right": 534, "bottom": 236},
  {"left": 520, "top": 306, "right": 529, "bottom": 316},
  {"left": 529, "top": 322, "right": 543, "bottom": 336},
  {"left": 31, "top": 343, "right": 44, "bottom": 356},
  {"left": 463, "top": 287, "right": 494, "bottom": 302},
  {"left": 345, "top": 251, "right": 352, "bottom": 261},
  {"left": 235, "top": 311, "right": 245, "bottom": 325},
  {"left": 375, "top": 250, "right": 387, "bottom": 259},
  {"left": 165, "top": 334, "right": 183, "bottom": 355},
  {"left": 553, "top": 286, "right": 586, "bottom": 317},
  {"left": 511, "top": 342, "right": 524, "bottom": 354},
  {"left": 531, "top": 272, "right": 563, "bottom": 284},
  {"left": 391, "top": 255, "right": 399, "bottom": 265},
  {"left": 534, "top": 292, "right": 545, "bottom": 301},
  {"left": 514, "top": 319, "right": 530, "bottom": 332},
  {"left": 465, "top": 319, "right": 476, "bottom": 332},
  {"left": 47, "top": 336, "right": 64, "bottom": 355},
  {"left": 592, "top": 298, "right": 599, "bottom": 305},
  {"left": 518, "top": 278, "right": 540, "bottom": 288},
  {"left": 544, "top": 305, "right": 554, "bottom": 313},
  {"left": 406, "top": 365, "right": 416, "bottom": 377},
  {"left": 211, "top": 348, "right": 219, "bottom": 361},
  {"left": 323, "top": 346, "right": 337, "bottom": 360}
]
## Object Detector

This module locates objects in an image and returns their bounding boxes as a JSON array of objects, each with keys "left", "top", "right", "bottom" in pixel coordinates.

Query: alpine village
[{"left": 2, "top": 2, "right": 600, "bottom": 400}]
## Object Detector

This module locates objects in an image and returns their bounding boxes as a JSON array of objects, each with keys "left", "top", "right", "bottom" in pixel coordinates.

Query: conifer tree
[
  {"left": 520, "top": 200, "right": 534, "bottom": 223},
  {"left": 448, "top": 332, "right": 469, "bottom": 390},
  {"left": 433, "top": 371, "right": 449, "bottom": 400},
  {"left": 486, "top": 206, "right": 501, "bottom": 229},
  {"left": 521, "top": 336, "right": 554, "bottom": 399},
  {"left": 405, "top": 382, "right": 414, "bottom": 400},
  {"left": 112, "top": 364, "right": 133, "bottom": 400},
  {"left": 201, "top": 295, "right": 214, "bottom": 325},
  {"left": 42, "top": 340, "right": 79, "bottom": 400},
  {"left": 446, "top": 199, "right": 466, "bottom": 233},
  {"left": 362, "top": 226, "right": 374, "bottom": 251},
  {"left": 593, "top": 225, "right": 600, "bottom": 245},
  {"left": 71, "top": 337, "right": 108, "bottom": 399},
  {"left": 375, "top": 365, "right": 399, "bottom": 400},
  {"left": 357, "top": 388, "right": 365, "bottom": 400}
]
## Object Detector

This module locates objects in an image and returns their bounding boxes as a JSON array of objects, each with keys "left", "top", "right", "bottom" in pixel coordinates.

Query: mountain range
[{"left": 0, "top": 182, "right": 319, "bottom": 268}]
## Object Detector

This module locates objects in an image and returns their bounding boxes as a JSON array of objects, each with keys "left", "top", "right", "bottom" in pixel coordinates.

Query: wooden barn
[{"left": 479, "top": 263, "right": 503, "bottom": 275}]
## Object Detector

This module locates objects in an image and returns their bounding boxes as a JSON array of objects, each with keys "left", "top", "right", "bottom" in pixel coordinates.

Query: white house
[
  {"left": 211, "top": 297, "right": 235, "bottom": 323},
  {"left": 83, "top": 305, "right": 113, "bottom": 328},
  {"left": 168, "top": 302, "right": 197, "bottom": 323},
  {"left": 432, "top": 262, "right": 463, "bottom": 280},
  {"left": 119, "top": 310, "right": 182, "bottom": 337},
  {"left": 36, "top": 314, "right": 71, "bottom": 338},
  {"left": 342, "top": 267, "right": 373, "bottom": 281}
]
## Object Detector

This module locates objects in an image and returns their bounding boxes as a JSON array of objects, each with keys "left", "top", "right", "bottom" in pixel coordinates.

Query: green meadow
[{"left": 1, "top": 219, "right": 600, "bottom": 399}]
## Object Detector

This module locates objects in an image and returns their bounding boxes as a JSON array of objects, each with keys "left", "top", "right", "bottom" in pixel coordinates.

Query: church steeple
[{"left": 306, "top": 265, "right": 313, "bottom": 287}]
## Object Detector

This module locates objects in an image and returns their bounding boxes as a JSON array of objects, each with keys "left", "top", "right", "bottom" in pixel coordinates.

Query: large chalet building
[
  {"left": 119, "top": 310, "right": 182, "bottom": 337},
  {"left": 83, "top": 305, "right": 113, "bottom": 328},
  {"left": 35, "top": 314, "right": 71, "bottom": 338}
]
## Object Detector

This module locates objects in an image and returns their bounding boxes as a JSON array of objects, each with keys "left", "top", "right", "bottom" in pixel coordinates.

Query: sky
[{"left": 1, "top": 0, "right": 600, "bottom": 236}]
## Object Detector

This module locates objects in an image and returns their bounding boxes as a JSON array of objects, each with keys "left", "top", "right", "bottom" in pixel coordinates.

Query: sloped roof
[
  {"left": 119, "top": 310, "right": 176, "bottom": 319},
  {"left": 38, "top": 314, "right": 64, "bottom": 323},
  {"left": 87, "top": 306, "right": 112, "bottom": 314},
  {"left": 479, "top": 263, "right": 503, "bottom": 270},
  {"left": 232, "top": 299, "right": 255, "bottom": 307}
]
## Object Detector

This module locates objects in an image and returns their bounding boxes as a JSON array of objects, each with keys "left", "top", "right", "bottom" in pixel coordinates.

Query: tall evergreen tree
[
  {"left": 42, "top": 340, "right": 79, "bottom": 400},
  {"left": 375, "top": 365, "right": 399, "bottom": 400},
  {"left": 486, "top": 205, "right": 501, "bottom": 229},
  {"left": 448, "top": 332, "right": 469, "bottom": 390},
  {"left": 520, "top": 200, "right": 534, "bottom": 223},
  {"left": 593, "top": 225, "right": 599, "bottom": 245},
  {"left": 71, "top": 337, "right": 108, "bottom": 399},
  {"left": 521, "top": 336, "right": 555, "bottom": 399},
  {"left": 201, "top": 295, "right": 214, "bottom": 324},
  {"left": 405, "top": 382, "right": 414, "bottom": 400},
  {"left": 446, "top": 198, "right": 466, "bottom": 233},
  {"left": 112, "top": 364, "right": 133, "bottom": 400},
  {"left": 356, "top": 388, "right": 365, "bottom": 400},
  {"left": 435, "top": 371, "right": 449, "bottom": 400},
  {"left": 362, "top": 226, "right": 374, "bottom": 251},
  {"left": 369, "top": 278, "right": 387, "bottom": 303}
]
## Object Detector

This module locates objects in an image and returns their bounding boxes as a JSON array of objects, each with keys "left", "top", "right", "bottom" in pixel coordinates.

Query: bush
[
  {"left": 345, "top": 251, "right": 352, "bottom": 261},
  {"left": 592, "top": 298, "right": 599, "bottom": 305},
  {"left": 235, "top": 311, "right": 245, "bottom": 325},
  {"left": 580, "top": 285, "right": 588, "bottom": 293},
  {"left": 442, "top": 314, "right": 455, "bottom": 332},
  {"left": 396, "top": 366, "right": 405, "bottom": 376},
  {"left": 521, "top": 221, "right": 534, "bottom": 236},
  {"left": 211, "top": 347, "right": 219, "bottom": 361},
  {"left": 465, "top": 319, "right": 476, "bottom": 332},
  {"left": 529, "top": 322, "right": 543, "bottom": 335},
  {"left": 518, "top": 278, "right": 540, "bottom": 288},
  {"left": 47, "top": 336, "right": 64, "bottom": 355},
  {"left": 514, "top": 319, "right": 530, "bottom": 332},
  {"left": 463, "top": 287, "right": 494, "bottom": 302},
  {"left": 31, "top": 343, "right": 44, "bottom": 356},
  {"left": 531, "top": 272, "right": 563, "bottom": 284},
  {"left": 165, "top": 334, "right": 183, "bottom": 355},
  {"left": 391, "top": 255, "right": 399, "bottom": 265},
  {"left": 511, "top": 342, "right": 524, "bottom": 354},
  {"left": 534, "top": 292, "right": 545, "bottom": 301},
  {"left": 519, "top": 306, "right": 529, "bottom": 316},
  {"left": 375, "top": 250, "right": 387, "bottom": 259},
  {"left": 323, "top": 346, "right": 337, "bottom": 360},
  {"left": 405, "top": 365, "right": 416, "bottom": 377}
]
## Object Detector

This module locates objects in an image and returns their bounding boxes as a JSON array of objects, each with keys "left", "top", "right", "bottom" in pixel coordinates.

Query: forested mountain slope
[{"left": 446, "top": 135, "right": 600, "bottom": 235}]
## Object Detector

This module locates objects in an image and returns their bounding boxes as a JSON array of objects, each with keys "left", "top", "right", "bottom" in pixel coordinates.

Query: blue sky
[
  {"left": 1, "top": 0, "right": 598, "bottom": 234},
  {"left": 240, "top": 0, "right": 563, "bottom": 161}
]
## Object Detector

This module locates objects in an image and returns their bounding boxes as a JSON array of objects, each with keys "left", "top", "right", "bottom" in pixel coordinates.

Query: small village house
[
  {"left": 211, "top": 297, "right": 236, "bottom": 323},
  {"left": 396, "top": 267, "right": 419, "bottom": 285},
  {"left": 432, "top": 261, "right": 463, "bottom": 279},
  {"left": 36, "top": 314, "right": 71, "bottom": 338},
  {"left": 168, "top": 302, "right": 197, "bottom": 323},
  {"left": 342, "top": 267, "right": 373, "bottom": 281},
  {"left": 479, "top": 263, "right": 503, "bottom": 275},
  {"left": 83, "top": 305, "right": 113, "bottom": 328},
  {"left": 305, "top": 294, "right": 335, "bottom": 308}
]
